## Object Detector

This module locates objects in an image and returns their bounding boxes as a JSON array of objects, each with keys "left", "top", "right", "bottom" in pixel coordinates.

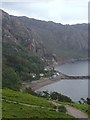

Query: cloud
[{"left": 1, "top": 0, "right": 89, "bottom": 24}]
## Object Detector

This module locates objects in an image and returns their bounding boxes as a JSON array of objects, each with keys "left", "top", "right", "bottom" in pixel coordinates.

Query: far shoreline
[
  {"left": 22, "top": 59, "right": 89, "bottom": 91},
  {"left": 56, "top": 57, "right": 89, "bottom": 66}
]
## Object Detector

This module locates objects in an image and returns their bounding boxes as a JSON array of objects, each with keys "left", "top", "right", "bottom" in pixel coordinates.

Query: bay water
[{"left": 37, "top": 61, "right": 88, "bottom": 102}]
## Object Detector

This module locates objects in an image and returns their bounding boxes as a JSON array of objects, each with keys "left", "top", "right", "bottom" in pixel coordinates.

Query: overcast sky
[{"left": 1, "top": 0, "right": 89, "bottom": 24}]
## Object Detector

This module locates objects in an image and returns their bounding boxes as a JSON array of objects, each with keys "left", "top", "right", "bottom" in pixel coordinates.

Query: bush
[
  {"left": 2, "top": 66, "right": 20, "bottom": 90},
  {"left": 58, "top": 105, "right": 67, "bottom": 113},
  {"left": 50, "top": 92, "right": 72, "bottom": 102},
  {"left": 24, "top": 87, "right": 37, "bottom": 96}
]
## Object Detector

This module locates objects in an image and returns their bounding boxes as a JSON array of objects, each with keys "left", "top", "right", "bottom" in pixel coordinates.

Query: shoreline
[
  {"left": 24, "top": 59, "right": 89, "bottom": 91},
  {"left": 56, "top": 58, "right": 89, "bottom": 66},
  {"left": 30, "top": 78, "right": 61, "bottom": 91},
  {"left": 30, "top": 76, "right": 89, "bottom": 91}
]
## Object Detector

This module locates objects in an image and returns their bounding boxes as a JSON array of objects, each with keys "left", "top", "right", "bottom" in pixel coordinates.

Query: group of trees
[
  {"left": 37, "top": 91, "right": 73, "bottom": 103},
  {"left": 2, "top": 42, "right": 56, "bottom": 90},
  {"left": 78, "top": 98, "right": 90, "bottom": 105},
  {"left": 2, "top": 66, "right": 20, "bottom": 90},
  {"left": 2, "top": 42, "right": 45, "bottom": 90}
]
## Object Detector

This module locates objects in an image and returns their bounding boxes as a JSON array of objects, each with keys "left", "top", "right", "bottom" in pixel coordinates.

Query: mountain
[
  {"left": 1, "top": 10, "right": 89, "bottom": 119},
  {"left": 2, "top": 10, "right": 88, "bottom": 60},
  {"left": 2, "top": 9, "right": 88, "bottom": 89},
  {"left": 19, "top": 17, "right": 88, "bottom": 60}
]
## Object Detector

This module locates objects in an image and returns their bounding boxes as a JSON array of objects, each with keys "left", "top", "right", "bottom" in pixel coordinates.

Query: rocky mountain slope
[
  {"left": 2, "top": 9, "right": 88, "bottom": 60},
  {"left": 19, "top": 17, "right": 88, "bottom": 60},
  {"left": 2, "top": 9, "right": 88, "bottom": 89}
]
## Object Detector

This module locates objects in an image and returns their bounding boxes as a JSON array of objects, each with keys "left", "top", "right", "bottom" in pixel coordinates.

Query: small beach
[
  {"left": 29, "top": 60, "right": 88, "bottom": 91},
  {"left": 30, "top": 77, "right": 61, "bottom": 90}
]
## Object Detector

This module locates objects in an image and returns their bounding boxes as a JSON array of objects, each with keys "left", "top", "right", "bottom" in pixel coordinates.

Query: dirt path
[
  {"left": 3, "top": 99, "right": 46, "bottom": 108},
  {"left": 65, "top": 105, "right": 88, "bottom": 119},
  {"left": 51, "top": 101, "right": 88, "bottom": 119}
]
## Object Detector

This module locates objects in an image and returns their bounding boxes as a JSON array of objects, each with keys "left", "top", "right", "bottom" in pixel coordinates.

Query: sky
[{"left": 0, "top": 0, "right": 89, "bottom": 25}]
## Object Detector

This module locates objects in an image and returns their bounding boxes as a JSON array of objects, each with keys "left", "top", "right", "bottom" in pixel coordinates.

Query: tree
[
  {"left": 78, "top": 101, "right": 82, "bottom": 104},
  {"left": 24, "top": 87, "right": 37, "bottom": 96},
  {"left": 50, "top": 92, "right": 59, "bottom": 100},
  {"left": 2, "top": 67, "right": 20, "bottom": 90},
  {"left": 58, "top": 105, "right": 67, "bottom": 113},
  {"left": 81, "top": 98, "right": 86, "bottom": 104},
  {"left": 42, "top": 91, "right": 50, "bottom": 98},
  {"left": 87, "top": 98, "right": 90, "bottom": 105}
]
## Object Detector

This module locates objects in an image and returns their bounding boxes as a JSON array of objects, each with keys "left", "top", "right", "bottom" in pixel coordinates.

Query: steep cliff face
[
  {"left": 19, "top": 17, "right": 88, "bottom": 59},
  {"left": 2, "top": 10, "right": 47, "bottom": 58},
  {"left": 2, "top": 10, "right": 88, "bottom": 60}
]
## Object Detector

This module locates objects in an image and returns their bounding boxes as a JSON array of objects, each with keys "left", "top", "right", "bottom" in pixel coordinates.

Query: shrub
[
  {"left": 58, "top": 105, "right": 67, "bottom": 113},
  {"left": 2, "top": 67, "right": 20, "bottom": 90}
]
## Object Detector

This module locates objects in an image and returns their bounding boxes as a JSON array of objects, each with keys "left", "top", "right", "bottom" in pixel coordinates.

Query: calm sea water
[
  {"left": 55, "top": 60, "right": 88, "bottom": 76},
  {"left": 37, "top": 61, "right": 88, "bottom": 102}
]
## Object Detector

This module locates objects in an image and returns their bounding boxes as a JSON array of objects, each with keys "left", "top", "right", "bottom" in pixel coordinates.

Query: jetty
[
  {"left": 26, "top": 72, "right": 90, "bottom": 91},
  {"left": 52, "top": 72, "right": 90, "bottom": 80},
  {"left": 60, "top": 75, "right": 90, "bottom": 80}
]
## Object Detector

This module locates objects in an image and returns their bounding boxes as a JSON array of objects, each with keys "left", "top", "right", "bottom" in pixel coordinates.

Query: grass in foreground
[
  {"left": 2, "top": 100, "right": 74, "bottom": 119},
  {"left": 2, "top": 89, "right": 53, "bottom": 108},
  {"left": 2, "top": 89, "right": 76, "bottom": 119}
]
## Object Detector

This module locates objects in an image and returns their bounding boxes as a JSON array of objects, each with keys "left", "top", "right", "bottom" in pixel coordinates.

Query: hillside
[
  {"left": 2, "top": 89, "right": 89, "bottom": 119},
  {"left": 1, "top": 9, "right": 89, "bottom": 119},
  {"left": 20, "top": 18, "right": 88, "bottom": 59},
  {"left": 2, "top": 89, "right": 74, "bottom": 119},
  {"left": 2, "top": 9, "right": 56, "bottom": 90},
  {"left": 2, "top": 9, "right": 88, "bottom": 90},
  {"left": 2, "top": 10, "right": 88, "bottom": 60}
]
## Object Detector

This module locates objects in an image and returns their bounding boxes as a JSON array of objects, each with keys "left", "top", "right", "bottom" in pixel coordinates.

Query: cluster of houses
[{"left": 30, "top": 65, "right": 60, "bottom": 80}]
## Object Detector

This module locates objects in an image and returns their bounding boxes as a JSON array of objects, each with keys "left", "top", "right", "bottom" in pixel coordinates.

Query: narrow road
[
  {"left": 65, "top": 105, "right": 88, "bottom": 119},
  {"left": 3, "top": 99, "right": 45, "bottom": 108},
  {"left": 51, "top": 101, "right": 88, "bottom": 119}
]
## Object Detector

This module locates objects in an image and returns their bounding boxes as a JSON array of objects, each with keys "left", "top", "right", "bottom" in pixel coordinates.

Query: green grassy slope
[
  {"left": 3, "top": 101, "right": 73, "bottom": 119},
  {"left": 2, "top": 89, "right": 75, "bottom": 119},
  {"left": 2, "top": 89, "right": 53, "bottom": 107}
]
